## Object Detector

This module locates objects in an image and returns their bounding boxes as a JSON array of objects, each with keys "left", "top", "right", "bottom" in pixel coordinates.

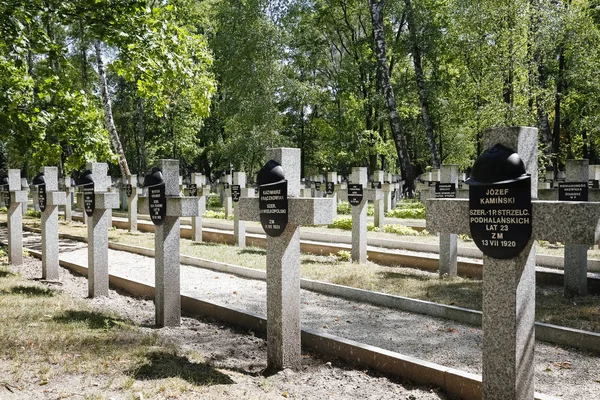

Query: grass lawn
[{"left": 10, "top": 214, "right": 599, "bottom": 335}]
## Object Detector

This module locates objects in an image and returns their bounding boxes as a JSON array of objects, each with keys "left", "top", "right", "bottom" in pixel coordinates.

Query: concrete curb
[
  {"left": 23, "top": 248, "right": 556, "bottom": 400},
  {"left": 18, "top": 226, "right": 600, "bottom": 354}
]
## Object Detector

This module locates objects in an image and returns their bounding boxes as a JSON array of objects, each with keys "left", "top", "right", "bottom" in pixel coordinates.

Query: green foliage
[
  {"left": 337, "top": 202, "right": 351, "bottom": 215},
  {"left": 203, "top": 210, "right": 225, "bottom": 219},
  {"left": 26, "top": 209, "right": 41, "bottom": 218},
  {"left": 335, "top": 250, "right": 351, "bottom": 262},
  {"left": 382, "top": 225, "right": 424, "bottom": 236},
  {"left": 206, "top": 196, "right": 222, "bottom": 209},
  {"left": 328, "top": 217, "right": 352, "bottom": 230},
  {"left": 386, "top": 208, "right": 426, "bottom": 219}
]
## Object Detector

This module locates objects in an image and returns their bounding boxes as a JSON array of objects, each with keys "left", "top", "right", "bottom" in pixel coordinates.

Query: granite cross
[
  {"left": 437, "top": 164, "right": 459, "bottom": 277},
  {"left": 126, "top": 174, "right": 138, "bottom": 232},
  {"left": 62, "top": 177, "right": 73, "bottom": 222},
  {"left": 3, "top": 170, "right": 27, "bottom": 265},
  {"left": 139, "top": 160, "right": 199, "bottom": 327},
  {"left": 372, "top": 170, "right": 385, "bottom": 228},
  {"left": 426, "top": 126, "right": 600, "bottom": 400},
  {"left": 238, "top": 148, "right": 335, "bottom": 372},
  {"left": 190, "top": 173, "right": 208, "bottom": 242},
  {"left": 33, "top": 167, "right": 66, "bottom": 280},
  {"left": 338, "top": 167, "right": 383, "bottom": 263},
  {"left": 78, "top": 163, "right": 120, "bottom": 297},
  {"left": 230, "top": 171, "right": 254, "bottom": 248}
]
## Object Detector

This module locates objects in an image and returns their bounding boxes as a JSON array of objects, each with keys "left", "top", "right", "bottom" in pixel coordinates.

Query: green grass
[{"left": 0, "top": 248, "right": 234, "bottom": 398}]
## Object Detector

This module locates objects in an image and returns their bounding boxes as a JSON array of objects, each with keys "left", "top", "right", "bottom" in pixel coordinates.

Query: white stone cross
[
  {"left": 238, "top": 148, "right": 335, "bottom": 372},
  {"left": 426, "top": 127, "right": 600, "bottom": 400},
  {"left": 190, "top": 173, "right": 209, "bottom": 242},
  {"left": 126, "top": 174, "right": 138, "bottom": 232},
  {"left": 338, "top": 167, "right": 383, "bottom": 263},
  {"left": 372, "top": 170, "right": 385, "bottom": 228},
  {"left": 83, "top": 163, "right": 120, "bottom": 298},
  {"left": 35, "top": 167, "right": 66, "bottom": 281},
  {"left": 230, "top": 171, "right": 254, "bottom": 248},
  {"left": 139, "top": 160, "right": 199, "bottom": 327},
  {"left": 438, "top": 164, "right": 459, "bottom": 277},
  {"left": 4, "top": 170, "right": 27, "bottom": 265}
]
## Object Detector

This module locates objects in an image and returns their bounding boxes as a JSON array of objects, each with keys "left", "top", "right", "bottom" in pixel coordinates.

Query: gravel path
[{"left": 3, "top": 227, "right": 599, "bottom": 399}]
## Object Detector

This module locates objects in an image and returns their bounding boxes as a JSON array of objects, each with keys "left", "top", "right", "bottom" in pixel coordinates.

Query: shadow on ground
[
  {"left": 53, "top": 310, "right": 125, "bottom": 329},
  {"left": 130, "top": 351, "right": 234, "bottom": 386},
  {"left": 3, "top": 285, "right": 56, "bottom": 297}
]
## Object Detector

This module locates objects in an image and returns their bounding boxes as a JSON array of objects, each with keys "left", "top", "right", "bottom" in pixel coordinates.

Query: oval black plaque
[
  {"left": 259, "top": 180, "right": 288, "bottom": 237},
  {"left": 589, "top": 180, "right": 599, "bottom": 189},
  {"left": 3, "top": 188, "right": 10, "bottom": 208},
  {"left": 83, "top": 183, "right": 95, "bottom": 216},
  {"left": 149, "top": 183, "right": 166, "bottom": 226},
  {"left": 38, "top": 184, "right": 47, "bottom": 212},
  {"left": 326, "top": 182, "right": 334, "bottom": 195},
  {"left": 559, "top": 182, "right": 588, "bottom": 202},
  {"left": 231, "top": 184, "right": 241, "bottom": 202},
  {"left": 126, "top": 184, "right": 133, "bottom": 198},
  {"left": 469, "top": 178, "right": 532, "bottom": 259},
  {"left": 188, "top": 184, "right": 198, "bottom": 197},
  {"left": 435, "top": 182, "right": 456, "bottom": 199},
  {"left": 348, "top": 184, "right": 363, "bottom": 206}
]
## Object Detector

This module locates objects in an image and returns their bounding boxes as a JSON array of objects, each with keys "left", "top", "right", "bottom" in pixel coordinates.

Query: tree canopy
[{"left": 1, "top": 0, "right": 600, "bottom": 188}]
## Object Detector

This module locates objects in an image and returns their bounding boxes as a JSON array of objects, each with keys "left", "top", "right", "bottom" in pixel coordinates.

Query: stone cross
[
  {"left": 439, "top": 164, "right": 459, "bottom": 277},
  {"left": 36, "top": 167, "right": 66, "bottom": 280},
  {"left": 383, "top": 172, "right": 393, "bottom": 213},
  {"left": 190, "top": 173, "right": 208, "bottom": 242},
  {"left": 325, "top": 172, "right": 338, "bottom": 203},
  {"left": 139, "top": 160, "right": 198, "bottom": 327},
  {"left": 62, "top": 177, "right": 73, "bottom": 222},
  {"left": 427, "top": 127, "right": 600, "bottom": 400},
  {"left": 338, "top": 167, "right": 383, "bottom": 263},
  {"left": 563, "top": 159, "right": 589, "bottom": 297},
  {"left": 126, "top": 174, "right": 138, "bottom": 232},
  {"left": 222, "top": 173, "right": 233, "bottom": 218},
  {"left": 238, "top": 148, "right": 335, "bottom": 372},
  {"left": 83, "top": 163, "right": 119, "bottom": 297},
  {"left": 231, "top": 172, "right": 254, "bottom": 248},
  {"left": 372, "top": 170, "right": 385, "bottom": 228},
  {"left": 4, "top": 170, "right": 27, "bottom": 265}
]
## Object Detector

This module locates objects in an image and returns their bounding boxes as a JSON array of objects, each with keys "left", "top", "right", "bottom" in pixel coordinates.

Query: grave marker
[
  {"left": 32, "top": 167, "right": 66, "bottom": 280},
  {"left": 339, "top": 168, "right": 382, "bottom": 263},
  {"left": 77, "top": 164, "right": 119, "bottom": 297},
  {"left": 438, "top": 164, "right": 458, "bottom": 276},
  {"left": 232, "top": 172, "right": 253, "bottom": 248},
  {"left": 563, "top": 159, "right": 589, "bottom": 297},
  {"left": 427, "top": 126, "right": 600, "bottom": 400},
  {"left": 2, "top": 170, "right": 27, "bottom": 265},
  {"left": 140, "top": 160, "right": 199, "bottom": 326},
  {"left": 63, "top": 177, "right": 73, "bottom": 222},
  {"left": 127, "top": 174, "right": 138, "bottom": 232},
  {"left": 372, "top": 170, "right": 385, "bottom": 228},
  {"left": 190, "top": 173, "right": 208, "bottom": 242},
  {"left": 238, "top": 148, "right": 335, "bottom": 372}
]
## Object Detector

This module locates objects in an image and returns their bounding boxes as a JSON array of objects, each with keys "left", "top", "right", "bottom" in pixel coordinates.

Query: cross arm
[
  {"left": 238, "top": 197, "right": 336, "bottom": 225},
  {"left": 93, "top": 192, "right": 120, "bottom": 209},
  {"left": 46, "top": 191, "right": 67, "bottom": 206},
  {"left": 426, "top": 199, "right": 600, "bottom": 244},
  {"left": 138, "top": 196, "right": 199, "bottom": 217},
  {"left": 10, "top": 191, "right": 28, "bottom": 204}
]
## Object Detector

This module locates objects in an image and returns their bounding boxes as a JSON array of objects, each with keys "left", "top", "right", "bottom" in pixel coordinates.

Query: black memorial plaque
[
  {"left": 435, "top": 182, "right": 456, "bottom": 198},
  {"left": 38, "top": 184, "right": 47, "bottom": 212},
  {"left": 3, "top": 188, "right": 10, "bottom": 208},
  {"left": 188, "top": 184, "right": 198, "bottom": 197},
  {"left": 469, "top": 178, "right": 532, "bottom": 259},
  {"left": 149, "top": 183, "right": 166, "bottom": 226},
  {"left": 559, "top": 182, "right": 588, "bottom": 201},
  {"left": 126, "top": 184, "right": 133, "bottom": 198},
  {"left": 259, "top": 180, "right": 288, "bottom": 237},
  {"left": 326, "top": 181, "right": 335, "bottom": 195},
  {"left": 348, "top": 184, "right": 363, "bottom": 206},
  {"left": 231, "top": 184, "right": 241, "bottom": 202},
  {"left": 83, "top": 183, "right": 95, "bottom": 217},
  {"left": 371, "top": 181, "right": 382, "bottom": 189},
  {"left": 589, "top": 180, "right": 600, "bottom": 189},
  {"left": 223, "top": 182, "right": 230, "bottom": 189}
]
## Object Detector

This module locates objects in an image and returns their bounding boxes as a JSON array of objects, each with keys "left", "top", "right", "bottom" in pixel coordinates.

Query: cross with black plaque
[
  {"left": 237, "top": 148, "right": 335, "bottom": 372},
  {"left": 76, "top": 163, "right": 119, "bottom": 298},
  {"left": 426, "top": 127, "right": 600, "bottom": 400},
  {"left": 338, "top": 167, "right": 383, "bottom": 263},
  {"left": 2, "top": 170, "right": 27, "bottom": 266},
  {"left": 139, "top": 160, "right": 199, "bottom": 327}
]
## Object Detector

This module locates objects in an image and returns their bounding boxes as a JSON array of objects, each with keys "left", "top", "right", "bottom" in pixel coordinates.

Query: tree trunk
[
  {"left": 369, "top": 0, "right": 414, "bottom": 191},
  {"left": 404, "top": 0, "right": 440, "bottom": 169},
  {"left": 552, "top": 46, "right": 565, "bottom": 178},
  {"left": 95, "top": 40, "right": 131, "bottom": 178},
  {"left": 136, "top": 97, "right": 147, "bottom": 174}
]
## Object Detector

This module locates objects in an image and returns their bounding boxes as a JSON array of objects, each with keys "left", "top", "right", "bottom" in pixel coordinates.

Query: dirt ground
[{"left": 3, "top": 255, "right": 449, "bottom": 400}]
